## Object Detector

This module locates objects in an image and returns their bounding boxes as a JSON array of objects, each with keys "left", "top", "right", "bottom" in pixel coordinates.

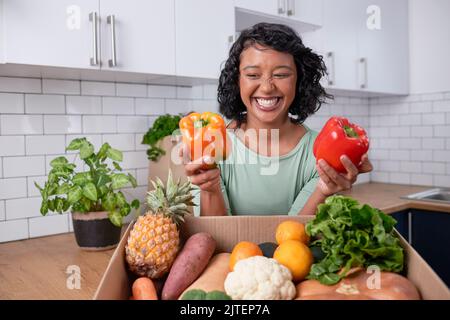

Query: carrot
[{"left": 132, "top": 277, "right": 158, "bottom": 300}]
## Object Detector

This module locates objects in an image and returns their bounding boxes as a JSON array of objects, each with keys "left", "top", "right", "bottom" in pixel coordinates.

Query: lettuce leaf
[{"left": 306, "top": 195, "right": 404, "bottom": 285}]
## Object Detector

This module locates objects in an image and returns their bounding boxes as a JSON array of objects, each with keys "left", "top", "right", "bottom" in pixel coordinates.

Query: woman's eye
[
  {"left": 273, "top": 74, "right": 290, "bottom": 79},
  {"left": 246, "top": 74, "right": 260, "bottom": 79}
]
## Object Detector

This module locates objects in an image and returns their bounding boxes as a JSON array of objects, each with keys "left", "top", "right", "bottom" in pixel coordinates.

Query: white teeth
[{"left": 256, "top": 98, "right": 278, "bottom": 107}]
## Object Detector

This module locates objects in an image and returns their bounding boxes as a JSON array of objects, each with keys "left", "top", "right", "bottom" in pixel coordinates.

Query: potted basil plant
[{"left": 35, "top": 138, "right": 140, "bottom": 251}]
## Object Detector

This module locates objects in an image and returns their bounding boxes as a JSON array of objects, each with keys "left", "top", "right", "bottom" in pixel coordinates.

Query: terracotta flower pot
[{"left": 72, "top": 211, "right": 122, "bottom": 251}]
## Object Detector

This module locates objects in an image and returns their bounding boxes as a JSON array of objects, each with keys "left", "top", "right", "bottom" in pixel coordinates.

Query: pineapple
[{"left": 125, "top": 170, "right": 195, "bottom": 278}]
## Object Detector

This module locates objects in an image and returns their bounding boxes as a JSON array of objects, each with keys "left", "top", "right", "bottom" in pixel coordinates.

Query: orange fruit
[
  {"left": 275, "top": 220, "right": 309, "bottom": 245},
  {"left": 229, "top": 241, "right": 263, "bottom": 271},
  {"left": 273, "top": 240, "right": 313, "bottom": 282}
]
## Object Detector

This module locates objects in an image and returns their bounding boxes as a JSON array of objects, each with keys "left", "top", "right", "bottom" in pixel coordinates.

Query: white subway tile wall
[
  {"left": 0, "top": 78, "right": 217, "bottom": 242},
  {"left": 43, "top": 79, "right": 80, "bottom": 95},
  {"left": 0, "top": 200, "right": 5, "bottom": 221},
  {"left": 369, "top": 93, "right": 450, "bottom": 187},
  {"left": 1, "top": 75, "right": 449, "bottom": 242}
]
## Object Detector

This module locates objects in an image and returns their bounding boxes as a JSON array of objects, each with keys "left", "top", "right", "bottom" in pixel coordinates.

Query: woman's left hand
[{"left": 316, "top": 153, "right": 373, "bottom": 197}]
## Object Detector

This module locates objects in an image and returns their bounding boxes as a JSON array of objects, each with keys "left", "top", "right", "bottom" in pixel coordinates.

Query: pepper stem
[
  {"left": 343, "top": 125, "right": 359, "bottom": 138},
  {"left": 194, "top": 119, "right": 208, "bottom": 128}
]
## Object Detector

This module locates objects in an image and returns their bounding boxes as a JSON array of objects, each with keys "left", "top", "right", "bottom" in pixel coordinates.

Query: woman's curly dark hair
[{"left": 218, "top": 23, "right": 332, "bottom": 126}]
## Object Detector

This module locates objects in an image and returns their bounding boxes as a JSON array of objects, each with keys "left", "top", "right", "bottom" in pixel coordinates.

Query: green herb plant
[
  {"left": 35, "top": 138, "right": 140, "bottom": 227},
  {"left": 141, "top": 114, "right": 182, "bottom": 161},
  {"left": 306, "top": 195, "right": 404, "bottom": 285}
]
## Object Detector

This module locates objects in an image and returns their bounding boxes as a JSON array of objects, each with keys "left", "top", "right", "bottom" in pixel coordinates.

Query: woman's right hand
[{"left": 180, "top": 144, "right": 222, "bottom": 193}]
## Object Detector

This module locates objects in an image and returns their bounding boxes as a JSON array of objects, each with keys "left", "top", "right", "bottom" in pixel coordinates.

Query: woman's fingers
[
  {"left": 189, "top": 168, "right": 220, "bottom": 186},
  {"left": 359, "top": 153, "right": 373, "bottom": 173},
  {"left": 318, "top": 159, "right": 352, "bottom": 190},
  {"left": 184, "top": 161, "right": 204, "bottom": 176},
  {"left": 198, "top": 174, "right": 221, "bottom": 191},
  {"left": 180, "top": 143, "right": 191, "bottom": 165},
  {"left": 317, "top": 164, "right": 339, "bottom": 188},
  {"left": 340, "top": 155, "right": 358, "bottom": 183},
  {"left": 316, "top": 164, "right": 332, "bottom": 185},
  {"left": 184, "top": 154, "right": 213, "bottom": 176}
]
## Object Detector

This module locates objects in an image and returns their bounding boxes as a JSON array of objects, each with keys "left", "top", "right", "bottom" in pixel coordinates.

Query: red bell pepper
[
  {"left": 179, "top": 111, "right": 230, "bottom": 169},
  {"left": 313, "top": 116, "right": 369, "bottom": 173}
]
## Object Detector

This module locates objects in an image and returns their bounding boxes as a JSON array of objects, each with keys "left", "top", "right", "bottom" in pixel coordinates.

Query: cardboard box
[{"left": 94, "top": 216, "right": 450, "bottom": 300}]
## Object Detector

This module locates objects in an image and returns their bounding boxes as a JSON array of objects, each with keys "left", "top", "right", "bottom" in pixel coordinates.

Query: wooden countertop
[
  {"left": 0, "top": 232, "right": 116, "bottom": 300},
  {"left": 339, "top": 182, "right": 450, "bottom": 214},
  {"left": 1, "top": 182, "right": 449, "bottom": 300}
]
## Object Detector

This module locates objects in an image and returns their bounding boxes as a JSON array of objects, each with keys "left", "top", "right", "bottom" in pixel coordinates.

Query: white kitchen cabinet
[
  {"left": 356, "top": 0, "right": 409, "bottom": 94},
  {"left": 234, "top": 0, "right": 322, "bottom": 27},
  {"left": 301, "top": 0, "right": 359, "bottom": 91},
  {"left": 1, "top": 0, "right": 175, "bottom": 75},
  {"left": 234, "top": 0, "right": 280, "bottom": 17},
  {"left": 322, "top": 0, "right": 359, "bottom": 91},
  {"left": 99, "top": 0, "right": 175, "bottom": 75},
  {"left": 2, "top": 0, "right": 100, "bottom": 69},
  {"left": 302, "top": 0, "right": 409, "bottom": 95},
  {"left": 285, "top": 0, "right": 323, "bottom": 26},
  {"left": 175, "top": 0, "right": 235, "bottom": 79}
]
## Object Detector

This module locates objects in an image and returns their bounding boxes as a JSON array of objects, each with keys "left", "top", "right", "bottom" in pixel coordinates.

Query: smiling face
[{"left": 239, "top": 43, "right": 298, "bottom": 127}]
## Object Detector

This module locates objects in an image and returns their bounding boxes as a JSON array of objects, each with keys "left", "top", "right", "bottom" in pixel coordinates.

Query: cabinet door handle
[
  {"left": 326, "top": 52, "right": 335, "bottom": 86},
  {"left": 227, "top": 35, "right": 234, "bottom": 51},
  {"left": 89, "top": 12, "right": 99, "bottom": 66},
  {"left": 278, "top": 0, "right": 286, "bottom": 14},
  {"left": 287, "top": 0, "right": 295, "bottom": 16},
  {"left": 359, "top": 57, "right": 368, "bottom": 89},
  {"left": 107, "top": 15, "right": 117, "bottom": 67}
]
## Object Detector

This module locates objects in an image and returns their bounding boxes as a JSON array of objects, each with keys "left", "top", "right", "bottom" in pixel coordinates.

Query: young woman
[{"left": 183, "top": 23, "right": 372, "bottom": 216}]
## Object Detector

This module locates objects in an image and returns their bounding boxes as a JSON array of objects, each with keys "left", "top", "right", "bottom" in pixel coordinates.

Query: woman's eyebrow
[
  {"left": 241, "top": 65, "right": 294, "bottom": 71},
  {"left": 273, "top": 65, "right": 294, "bottom": 71},
  {"left": 242, "top": 65, "right": 260, "bottom": 70}
]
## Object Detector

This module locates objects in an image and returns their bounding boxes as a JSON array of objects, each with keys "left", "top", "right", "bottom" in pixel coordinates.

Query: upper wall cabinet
[
  {"left": 356, "top": 0, "right": 409, "bottom": 95},
  {"left": 284, "top": 0, "right": 323, "bottom": 26},
  {"left": 175, "top": 0, "right": 235, "bottom": 79},
  {"left": 234, "top": 0, "right": 279, "bottom": 16},
  {"left": 234, "top": 0, "right": 322, "bottom": 33},
  {"left": 301, "top": 0, "right": 409, "bottom": 95},
  {"left": 302, "top": 0, "right": 359, "bottom": 91},
  {"left": 1, "top": 0, "right": 176, "bottom": 75},
  {"left": 99, "top": 0, "right": 175, "bottom": 75},
  {"left": 2, "top": 0, "right": 101, "bottom": 69}
]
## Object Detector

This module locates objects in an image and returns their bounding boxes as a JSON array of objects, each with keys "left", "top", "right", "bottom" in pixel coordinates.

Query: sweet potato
[
  {"left": 162, "top": 232, "right": 216, "bottom": 300},
  {"left": 179, "top": 253, "right": 231, "bottom": 299},
  {"left": 132, "top": 277, "right": 158, "bottom": 300}
]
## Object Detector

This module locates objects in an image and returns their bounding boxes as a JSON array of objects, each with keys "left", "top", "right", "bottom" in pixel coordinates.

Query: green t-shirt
[{"left": 192, "top": 125, "right": 319, "bottom": 216}]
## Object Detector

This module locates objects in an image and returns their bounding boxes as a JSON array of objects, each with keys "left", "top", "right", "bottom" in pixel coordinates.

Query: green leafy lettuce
[{"left": 306, "top": 195, "right": 404, "bottom": 285}]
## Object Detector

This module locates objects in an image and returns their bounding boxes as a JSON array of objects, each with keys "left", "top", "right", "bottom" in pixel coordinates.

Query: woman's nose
[{"left": 259, "top": 77, "right": 275, "bottom": 92}]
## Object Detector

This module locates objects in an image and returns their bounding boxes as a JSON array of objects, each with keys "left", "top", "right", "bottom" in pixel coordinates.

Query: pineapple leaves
[
  {"left": 35, "top": 137, "right": 140, "bottom": 227},
  {"left": 146, "top": 169, "right": 195, "bottom": 226}
]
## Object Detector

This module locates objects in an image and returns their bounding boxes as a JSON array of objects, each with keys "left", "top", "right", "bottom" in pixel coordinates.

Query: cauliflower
[{"left": 224, "top": 256, "right": 296, "bottom": 300}]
